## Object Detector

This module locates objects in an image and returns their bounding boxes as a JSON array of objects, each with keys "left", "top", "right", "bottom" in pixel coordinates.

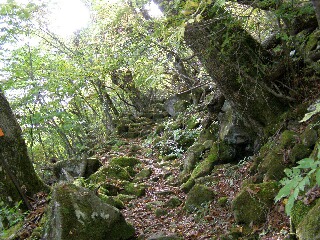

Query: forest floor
[{"left": 97, "top": 135, "right": 291, "bottom": 240}]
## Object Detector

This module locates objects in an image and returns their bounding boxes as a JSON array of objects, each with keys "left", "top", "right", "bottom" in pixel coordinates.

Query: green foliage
[
  {"left": 0, "top": 201, "right": 24, "bottom": 234},
  {"left": 275, "top": 146, "right": 320, "bottom": 216}
]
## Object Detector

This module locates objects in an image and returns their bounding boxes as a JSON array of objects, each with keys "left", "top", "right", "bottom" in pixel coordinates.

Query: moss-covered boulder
[
  {"left": 185, "top": 184, "right": 215, "bottom": 212},
  {"left": 232, "top": 181, "right": 279, "bottom": 225},
  {"left": 183, "top": 143, "right": 206, "bottom": 173},
  {"left": 99, "top": 194, "right": 125, "bottom": 209},
  {"left": 279, "top": 130, "right": 298, "bottom": 149},
  {"left": 257, "top": 145, "right": 286, "bottom": 181},
  {"left": 53, "top": 157, "right": 101, "bottom": 181},
  {"left": 109, "top": 156, "right": 141, "bottom": 176},
  {"left": 88, "top": 165, "right": 131, "bottom": 183},
  {"left": 165, "top": 196, "right": 182, "bottom": 208},
  {"left": 291, "top": 200, "right": 315, "bottom": 229},
  {"left": 109, "top": 156, "right": 141, "bottom": 168},
  {"left": 124, "top": 182, "right": 146, "bottom": 197},
  {"left": 43, "top": 183, "right": 135, "bottom": 240},
  {"left": 300, "top": 127, "right": 318, "bottom": 148},
  {"left": 180, "top": 178, "right": 195, "bottom": 193},
  {"left": 296, "top": 199, "right": 320, "bottom": 240},
  {"left": 190, "top": 141, "right": 235, "bottom": 179},
  {"left": 134, "top": 168, "right": 152, "bottom": 182},
  {"left": 289, "top": 144, "right": 312, "bottom": 163}
]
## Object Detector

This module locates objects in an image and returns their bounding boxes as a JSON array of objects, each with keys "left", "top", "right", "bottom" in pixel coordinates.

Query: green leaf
[
  {"left": 297, "top": 158, "right": 316, "bottom": 169},
  {"left": 285, "top": 194, "right": 295, "bottom": 215},
  {"left": 316, "top": 169, "right": 320, "bottom": 186}
]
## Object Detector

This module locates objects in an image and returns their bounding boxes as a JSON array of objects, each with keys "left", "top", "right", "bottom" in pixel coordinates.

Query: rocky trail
[{"left": 96, "top": 132, "right": 290, "bottom": 239}]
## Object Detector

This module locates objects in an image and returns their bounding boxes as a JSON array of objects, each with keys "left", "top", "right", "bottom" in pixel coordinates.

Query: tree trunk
[
  {"left": 0, "top": 92, "right": 48, "bottom": 208},
  {"left": 155, "top": 1, "right": 290, "bottom": 137}
]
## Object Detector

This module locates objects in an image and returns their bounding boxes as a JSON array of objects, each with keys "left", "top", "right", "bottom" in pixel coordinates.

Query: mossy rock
[
  {"left": 88, "top": 165, "right": 131, "bottom": 183},
  {"left": 124, "top": 182, "right": 146, "bottom": 197},
  {"left": 296, "top": 199, "right": 320, "bottom": 240},
  {"left": 99, "top": 194, "right": 125, "bottom": 209},
  {"left": 185, "top": 184, "right": 215, "bottom": 212},
  {"left": 43, "top": 183, "right": 135, "bottom": 240},
  {"left": 203, "top": 140, "right": 214, "bottom": 150},
  {"left": 109, "top": 156, "right": 141, "bottom": 168},
  {"left": 257, "top": 145, "right": 286, "bottom": 181},
  {"left": 134, "top": 168, "right": 152, "bottom": 182},
  {"left": 186, "top": 115, "right": 201, "bottom": 129},
  {"left": 305, "top": 29, "right": 320, "bottom": 53},
  {"left": 300, "top": 127, "right": 318, "bottom": 148},
  {"left": 180, "top": 178, "right": 195, "bottom": 193},
  {"left": 183, "top": 143, "right": 206, "bottom": 173},
  {"left": 279, "top": 130, "right": 298, "bottom": 149},
  {"left": 289, "top": 144, "right": 312, "bottom": 164},
  {"left": 190, "top": 142, "right": 235, "bottom": 179},
  {"left": 116, "top": 194, "right": 137, "bottom": 203},
  {"left": 165, "top": 196, "right": 182, "bottom": 208},
  {"left": 217, "top": 197, "right": 228, "bottom": 207},
  {"left": 291, "top": 200, "right": 315, "bottom": 228},
  {"left": 198, "top": 123, "right": 219, "bottom": 142},
  {"left": 232, "top": 181, "right": 280, "bottom": 225}
]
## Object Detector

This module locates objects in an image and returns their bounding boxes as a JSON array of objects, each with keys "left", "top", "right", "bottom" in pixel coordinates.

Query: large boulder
[
  {"left": 232, "top": 182, "right": 279, "bottom": 225},
  {"left": 53, "top": 157, "right": 101, "bottom": 181},
  {"left": 185, "top": 184, "right": 215, "bottom": 212},
  {"left": 43, "top": 183, "right": 135, "bottom": 240}
]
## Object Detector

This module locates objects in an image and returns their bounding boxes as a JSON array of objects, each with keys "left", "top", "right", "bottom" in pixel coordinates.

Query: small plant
[
  {"left": 275, "top": 146, "right": 320, "bottom": 215},
  {"left": 0, "top": 201, "right": 24, "bottom": 234}
]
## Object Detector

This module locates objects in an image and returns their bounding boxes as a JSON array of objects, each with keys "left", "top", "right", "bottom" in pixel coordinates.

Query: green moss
[
  {"left": 300, "top": 127, "right": 318, "bottom": 148},
  {"left": 155, "top": 124, "right": 165, "bottom": 135},
  {"left": 116, "top": 194, "right": 136, "bottom": 203},
  {"left": 289, "top": 144, "right": 312, "bottom": 163},
  {"left": 257, "top": 145, "right": 286, "bottom": 181},
  {"left": 186, "top": 115, "right": 200, "bottom": 129},
  {"left": 279, "top": 130, "right": 298, "bottom": 149},
  {"left": 183, "top": 143, "right": 206, "bottom": 173},
  {"left": 88, "top": 165, "right": 131, "bottom": 183},
  {"left": 217, "top": 197, "right": 228, "bottom": 207},
  {"left": 291, "top": 200, "right": 314, "bottom": 228},
  {"left": 165, "top": 197, "right": 182, "bottom": 208},
  {"left": 305, "top": 29, "right": 320, "bottom": 53},
  {"left": 44, "top": 184, "right": 135, "bottom": 240},
  {"left": 296, "top": 199, "right": 320, "bottom": 239},
  {"left": 99, "top": 194, "right": 125, "bottom": 209},
  {"left": 124, "top": 183, "right": 146, "bottom": 197},
  {"left": 190, "top": 142, "right": 234, "bottom": 179},
  {"left": 180, "top": 178, "right": 195, "bottom": 193},
  {"left": 185, "top": 184, "right": 215, "bottom": 212},
  {"left": 134, "top": 168, "right": 152, "bottom": 182},
  {"left": 232, "top": 181, "right": 280, "bottom": 225}
]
